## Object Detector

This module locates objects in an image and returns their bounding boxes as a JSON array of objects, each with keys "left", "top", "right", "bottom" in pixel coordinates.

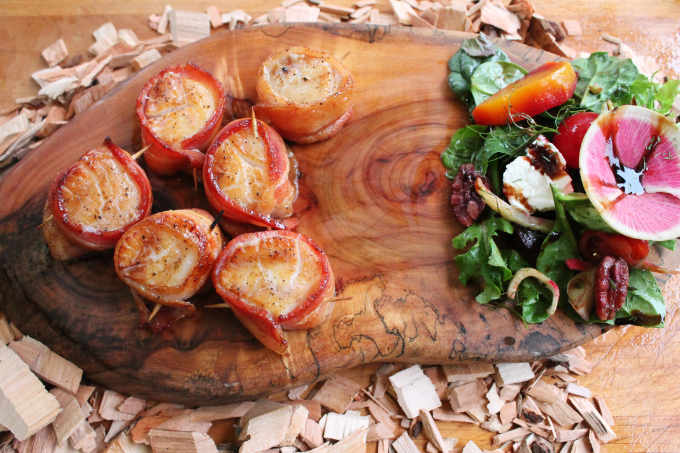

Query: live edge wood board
[{"left": 0, "top": 23, "right": 611, "bottom": 404}]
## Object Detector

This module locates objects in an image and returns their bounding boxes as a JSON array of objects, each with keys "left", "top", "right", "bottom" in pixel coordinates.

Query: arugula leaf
[
  {"left": 616, "top": 268, "right": 665, "bottom": 327},
  {"left": 516, "top": 278, "right": 555, "bottom": 324},
  {"left": 652, "top": 239, "right": 676, "bottom": 251},
  {"left": 630, "top": 75, "right": 680, "bottom": 115},
  {"left": 656, "top": 80, "right": 680, "bottom": 115},
  {"left": 571, "top": 52, "right": 639, "bottom": 112},
  {"left": 470, "top": 61, "right": 527, "bottom": 106},
  {"left": 536, "top": 186, "right": 580, "bottom": 299},
  {"left": 452, "top": 215, "right": 514, "bottom": 303},
  {"left": 448, "top": 35, "right": 509, "bottom": 108},
  {"left": 553, "top": 189, "right": 614, "bottom": 232},
  {"left": 475, "top": 125, "right": 537, "bottom": 175},
  {"left": 441, "top": 125, "right": 487, "bottom": 179}
]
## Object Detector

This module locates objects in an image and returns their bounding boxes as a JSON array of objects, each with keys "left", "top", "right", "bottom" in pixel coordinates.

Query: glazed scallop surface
[
  {"left": 48, "top": 138, "right": 152, "bottom": 251},
  {"left": 203, "top": 118, "right": 295, "bottom": 229},
  {"left": 254, "top": 47, "right": 353, "bottom": 144},
  {"left": 136, "top": 63, "right": 225, "bottom": 175},
  {"left": 213, "top": 230, "right": 335, "bottom": 353},
  {"left": 114, "top": 209, "right": 224, "bottom": 307}
]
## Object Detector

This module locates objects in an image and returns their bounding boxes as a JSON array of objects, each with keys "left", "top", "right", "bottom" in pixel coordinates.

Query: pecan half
[
  {"left": 450, "top": 164, "right": 487, "bottom": 227},
  {"left": 595, "top": 256, "right": 629, "bottom": 321}
]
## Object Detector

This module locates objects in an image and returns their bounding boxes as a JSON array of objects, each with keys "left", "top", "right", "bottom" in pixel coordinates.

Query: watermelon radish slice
[{"left": 580, "top": 105, "right": 680, "bottom": 241}]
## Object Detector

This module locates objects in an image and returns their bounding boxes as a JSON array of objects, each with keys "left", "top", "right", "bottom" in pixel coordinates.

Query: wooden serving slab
[{"left": 0, "top": 24, "right": 609, "bottom": 404}]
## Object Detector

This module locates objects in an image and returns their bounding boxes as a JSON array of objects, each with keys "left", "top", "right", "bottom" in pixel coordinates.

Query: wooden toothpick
[
  {"left": 131, "top": 145, "right": 150, "bottom": 161},
  {"left": 148, "top": 303, "right": 161, "bottom": 321},
  {"left": 251, "top": 107, "right": 258, "bottom": 139}
]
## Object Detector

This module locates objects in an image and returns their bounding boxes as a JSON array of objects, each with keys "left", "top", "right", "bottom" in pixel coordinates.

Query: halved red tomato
[
  {"left": 136, "top": 63, "right": 225, "bottom": 175},
  {"left": 48, "top": 138, "right": 152, "bottom": 252},
  {"left": 203, "top": 118, "right": 296, "bottom": 229}
]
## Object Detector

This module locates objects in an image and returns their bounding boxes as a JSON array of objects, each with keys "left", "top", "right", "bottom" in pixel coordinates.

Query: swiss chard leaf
[
  {"left": 474, "top": 125, "right": 538, "bottom": 175},
  {"left": 441, "top": 125, "right": 487, "bottom": 179},
  {"left": 630, "top": 75, "right": 680, "bottom": 115},
  {"left": 656, "top": 80, "right": 680, "bottom": 115},
  {"left": 616, "top": 268, "right": 665, "bottom": 327},
  {"left": 452, "top": 216, "right": 514, "bottom": 304},
  {"left": 571, "top": 52, "right": 639, "bottom": 112},
  {"left": 448, "top": 34, "right": 509, "bottom": 108},
  {"left": 470, "top": 61, "right": 527, "bottom": 106}
]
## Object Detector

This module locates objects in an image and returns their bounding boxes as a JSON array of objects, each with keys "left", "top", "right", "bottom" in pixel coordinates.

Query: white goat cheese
[{"left": 502, "top": 135, "right": 572, "bottom": 213}]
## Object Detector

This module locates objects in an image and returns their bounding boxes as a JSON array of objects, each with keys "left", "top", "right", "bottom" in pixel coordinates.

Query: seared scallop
[
  {"left": 203, "top": 117, "right": 296, "bottom": 229},
  {"left": 136, "top": 63, "right": 225, "bottom": 175},
  {"left": 212, "top": 230, "right": 335, "bottom": 354},
  {"left": 44, "top": 138, "right": 152, "bottom": 258},
  {"left": 114, "top": 209, "right": 224, "bottom": 309},
  {"left": 254, "top": 47, "right": 353, "bottom": 144}
]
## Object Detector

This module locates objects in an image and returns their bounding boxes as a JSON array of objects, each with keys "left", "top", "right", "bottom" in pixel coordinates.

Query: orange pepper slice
[{"left": 472, "top": 61, "right": 577, "bottom": 126}]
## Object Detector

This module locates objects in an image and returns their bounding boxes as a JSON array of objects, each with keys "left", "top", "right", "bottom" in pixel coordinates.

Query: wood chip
[
  {"left": 389, "top": 365, "right": 441, "bottom": 418},
  {"left": 8, "top": 335, "right": 82, "bottom": 394},
  {"left": 419, "top": 409, "right": 446, "bottom": 451},
  {"left": 568, "top": 396, "right": 616, "bottom": 443},
  {"left": 448, "top": 379, "right": 485, "bottom": 412},
  {"left": 285, "top": 3, "right": 321, "bottom": 22},
  {"left": 157, "top": 5, "right": 173, "bottom": 34},
  {"left": 486, "top": 383, "right": 504, "bottom": 414},
  {"left": 51, "top": 388, "right": 87, "bottom": 445},
  {"left": 0, "top": 345, "right": 61, "bottom": 441},
  {"left": 41, "top": 39, "right": 69, "bottom": 67},
  {"left": 323, "top": 412, "right": 370, "bottom": 441},
  {"left": 423, "top": 367, "right": 447, "bottom": 400},
  {"left": 593, "top": 396, "right": 614, "bottom": 427},
  {"left": 495, "top": 363, "right": 535, "bottom": 386},
  {"left": 104, "top": 420, "right": 131, "bottom": 443},
  {"left": 37, "top": 77, "right": 79, "bottom": 100},
  {"left": 206, "top": 6, "right": 223, "bottom": 28},
  {"left": 99, "top": 390, "right": 136, "bottom": 421},
  {"left": 14, "top": 424, "right": 57, "bottom": 453},
  {"left": 0, "top": 113, "right": 29, "bottom": 145},
  {"left": 118, "top": 29, "right": 140, "bottom": 47},
  {"left": 555, "top": 427, "right": 588, "bottom": 442},
  {"left": 318, "top": 3, "right": 354, "bottom": 17},
  {"left": 116, "top": 396, "right": 146, "bottom": 416},
  {"left": 149, "top": 429, "right": 218, "bottom": 453},
  {"left": 391, "top": 431, "right": 420, "bottom": 453},
  {"left": 89, "top": 22, "right": 118, "bottom": 55},
  {"left": 132, "top": 49, "right": 162, "bottom": 71},
  {"left": 80, "top": 54, "right": 113, "bottom": 87},
  {"left": 492, "top": 427, "right": 529, "bottom": 447},
  {"left": 239, "top": 405, "right": 292, "bottom": 453},
  {"left": 527, "top": 380, "right": 565, "bottom": 403},
  {"left": 479, "top": 0, "right": 521, "bottom": 35},
  {"left": 571, "top": 437, "right": 589, "bottom": 453},
  {"left": 190, "top": 401, "right": 254, "bottom": 422},
  {"left": 355, "top": 0, "right": 376, "bottom": 7},
  {"left": 499, "top": 401, "right": 516, "bottom": 426},
  {"left": 69, "top": 419, "right": 96, "bottom": 452},
  {"left": 169, "top": 10, "right": 210, "bottom": 46},
  {"left": 327, "top": 427, "right": 367, "bottom": 452},
  {"left": 0, "top": 316, "right": 12, "bottom": 346},
  {"left": 312, "top": 376, "right": 362, "bottom": 414},
  {"left": 154, "top": 411, "right": 211, "bottom": 434},
  {"left": 443, "top": 362, "right": 494, "bottom": 384},
  {"left": 301, "top": 418, "right": 324, "bottom": 448},
  {"left": 565, "top": 383, "right": 592, "bottom": 399},
  {"left": 432, "top": 407, "right": 475, "bottom": 424}
]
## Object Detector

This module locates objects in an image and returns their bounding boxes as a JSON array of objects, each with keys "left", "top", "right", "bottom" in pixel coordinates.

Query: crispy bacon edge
[
  {"left": 254, "top": 47, "right": 353, "bottom": 144},
  {"left": 49, "top": 137, "right": 153, "bottom": 251},
  {"left": 211, "top": 230, "right": 335, "bottom": 354},
  {"left": 136, "top": 63, "right": 226, "bottom": 175},
  {"left": 114, "top": 209, "right": 224, "bottom": 309},
  {"left": 203, "top": 118, "right": 295, "bottom": 230}
]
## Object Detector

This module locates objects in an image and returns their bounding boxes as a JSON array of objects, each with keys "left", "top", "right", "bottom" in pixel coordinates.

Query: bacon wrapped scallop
[
  {"left": 212, "top": 230, "right": 335, "bottom": 354},
  {"left": 43, "top": 138, "right": 153, "bottom": 260},
  {"left": 114, "top": 209, "right": 224, "bottom": 312},
  {"left": 203, "top": 117, "right": 296, "bottom": 230},
  {"left": 136, "top": 63, "right": 225, "bottom": 175},
  {"left": 254, "top": 47, "right": 353, "bottom": 144}
]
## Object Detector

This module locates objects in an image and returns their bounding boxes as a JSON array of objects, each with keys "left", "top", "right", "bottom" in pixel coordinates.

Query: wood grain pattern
[{"left": 0, "top": 24, "right": 611, "bottom": 404}]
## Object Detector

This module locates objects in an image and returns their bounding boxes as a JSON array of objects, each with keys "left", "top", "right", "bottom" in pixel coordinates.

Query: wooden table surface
[{"left": 1, "top": 1, "right": 679, "bottom": 452}]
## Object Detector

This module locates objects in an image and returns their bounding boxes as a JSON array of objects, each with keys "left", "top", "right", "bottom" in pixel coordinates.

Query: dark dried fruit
[
  {"left": 450, "top": 163, "right": 488, "bottom": 227},
  {"left": 595, "top": 256, "right": 629, "bottom": 321}
]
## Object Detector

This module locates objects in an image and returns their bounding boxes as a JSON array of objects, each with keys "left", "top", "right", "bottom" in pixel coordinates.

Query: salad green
[{"left": 443, "top": 35, "right": 679, "bottom": 326}]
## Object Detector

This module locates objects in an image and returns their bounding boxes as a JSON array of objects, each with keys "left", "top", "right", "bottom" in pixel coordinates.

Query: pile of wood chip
[
  {"left": 0, "top": 309, "right": 616, "bottom": 453},
  {"left": 1, "top": 0, "right": 589, "bottom": 170}
]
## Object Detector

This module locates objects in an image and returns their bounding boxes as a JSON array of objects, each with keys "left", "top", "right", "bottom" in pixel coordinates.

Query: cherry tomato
[
  {"left": 579, "top": 230, "right": 650, "bottom": 265},
  {"left": 552, "top": 112, "right": 599, "bottom": 169}
]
